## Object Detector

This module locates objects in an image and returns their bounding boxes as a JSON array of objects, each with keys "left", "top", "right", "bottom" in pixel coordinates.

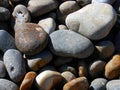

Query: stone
[
  {"left": 58, "top": 24, "right": 68, "bottom": 30},
  {"left": 26, "top": 50, "right": 53, "bottom": 71},
  {"left": 92, "top": 0, "right": 116, "bottom": 4},
  {"left": 105, "top": 54, "right": 120, "bottom": 79},
  {"left": 0, "top": 61, "right": 6, "bottom": 77},
  {"left": 106, "top": 80, "right": 120, "bottom": 90},
  {"left": 95, "top": 40, "right": 115, "bottom": 59},
  {"left": 66, "top": 3, "right": 117, "bottom": 40},
  {"left": 27, "top": 0, "right": 58, "bottom": 17},
  {"left": 63, "top": 77, "right": 89, "bottom": 90},
  {"left": 20, "top": 71, "right": 37, "bottom": 90},
  {"left": 0, "top": 0, "right": 9, "bottom": 7},
  {"left": 89, "top": 78, "right": 107, "bottom": 90},
  {"left": 36, "top": 70, "right": 62, "bottom": 90},
  {"left": 89, "top": 60, "right": 106, "bottom": 78},
  {"left": 15, "top": 22, "right": 48, "bottom": 55},
  {"left": 50, "top": 30, "right": 94, "bottom": 58},
  {"left": 12, "top": 4, "right": 31, "bottom": 23},
  {"left": 115, "top": 31, "right": 120, "bottom": 52},
  {"left": 76, "top": 0, "right": 91, "bottom": 6},
  {"left": 38, "top": 17, "right": 56, "bottom": 34},
  {"left": 0, "top": 79, "right": 18, "bottom": 90},
  {"left": 57, "top": 1, "right": 80, "bottom": 23},
  {"left": 4, "top": 49, "right": 26, "bottom": 84},
  {"left": 0, "top": 30, "right": 16, "bottom": 52},
  {"left": 0, "top": 7, "right": 10, "bottom": 21}
]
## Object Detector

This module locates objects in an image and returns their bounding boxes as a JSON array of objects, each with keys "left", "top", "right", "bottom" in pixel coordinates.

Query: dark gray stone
[
  {"left": 89, "top": 78, "right": 107, "bottom": 90},
  {"left": 50, "top": 30, "right": 94, "bottom": 58},
  {"left": 4, "top": 49, "right": 26, "bottom": 84}
]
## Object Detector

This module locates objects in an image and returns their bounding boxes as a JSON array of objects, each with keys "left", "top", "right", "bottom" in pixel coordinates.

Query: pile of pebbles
[{"left": 0, "top": 0, "right": 120, "bottom": 90}]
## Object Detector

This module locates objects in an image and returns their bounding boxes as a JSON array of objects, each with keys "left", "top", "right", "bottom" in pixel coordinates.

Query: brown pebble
[{"left": 20, "top": 71, "right": 37, "bottom": 90}]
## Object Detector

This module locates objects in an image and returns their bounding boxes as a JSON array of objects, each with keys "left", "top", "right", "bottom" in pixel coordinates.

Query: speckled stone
[
  {"left": 27, "top": 50, "right": 53, "bottom": 71},
  {"left": 0, "top": 61, "right": 6, "bottom": 77},
  {"left": 106, "top": 80, "right": 120, "bottom": 90},
  {"left": 20, "top": 71, "right": 37, "bottom": 90},
  {"left": 63, "top": 77, "right": 89, "bottom": 90},
  {"left": 105, "top": 54, "right": 120, "bottom": 79},
  {"left": 66, "top": 3, "right": 117, "bottom": 40},
  {"left": 36, "top": 70, "right": 62, "bottom": 90},
  {"left": 38, "top": 17, "right": 56, "bottom": 34},
  {"left": 27, "top": 0, "right": 58, "bottom": 17},
  {"left": 0, "top": 30, "right": 16, "bottom": 52},
  {"left": 0, "top": 7, "right": 10, "bottom": 21},
  {"left": 4, "top": 49, "right": 26, "bottom": 84},
  {"left": 0, "top": 79, "right": 18, "bottom": 90},
  {"left": 89, "top": 78, "right": 107, "bottom": 90},
  {"left": 89, "top": 60, "right": 106, "bottom": 78},
  {"left": 50, "top": 30, "right": 94, "bottom": 58},
  {"left": 15, "top": 22, "right": 48, "bottom": 55}
]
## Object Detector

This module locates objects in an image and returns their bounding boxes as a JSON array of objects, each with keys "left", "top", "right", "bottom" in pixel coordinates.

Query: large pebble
[
  {"left": 20, "top": 71, "right": 37, "bottom": 90},
  {"left": 89, "top": 78, "right": 107, "bottom": 90},
  {"left": 15, "top": 22, "right": 48, "bottom": 55},
  {"left": 0, "top": 61, "right": 6, "bottom": 77},
  {"left": 105, "top": 54, "right": 120, "bottom": 79},
  {"left": 0, "top": 7, "right": 10, "bottom": 21},
  {"left": 4, "top": 49, "right": 26, "bottom": 84},
  {"left": 0, "top": 79, "right": 18, "bottom": 90},
  {"left": 36, "top": 70, "right": 62, "bottom": 90},
  {"left": 66, "top": 3, "right": 117, "bottom": 40},
  {"left": 26, "top": 50, "right": 53, "bottom": 71},
  {"left": 106, "top": 80, "right": 120, "bottom": 90},
  {"left": 38, "top": 17, "right": 56, "bottom": 34},
  {"left": 50, "top": 30, "right": 94, "bottom": 58},
  {"left": 27, "top": 0, "right": 58, "bottom": 17},
  {"left": 57, "top": 1, "right": 80, "bottom": 23},
  {"left": 0, "top": 30, "right": 16, "bottom": 52},
  {"left": 63, "top": 77, "right": 89, "bottom": 90}
]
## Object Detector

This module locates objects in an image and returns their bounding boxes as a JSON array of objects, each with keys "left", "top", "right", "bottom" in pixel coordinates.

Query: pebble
[
  {"left": 106, "top": 80, "right": 120, "bottom": 90},
  {"left": 50, "top": 30, "right": 94, "bottom": 58},
  {"left": 95, "top": 40, "right": 115, "bottom": 59},
  {"left": 0, "top": 61, "right": 6, "bottom": 77},
  {"left": 0, "top": 0, "right": 9, "bottom": 7},
  {"left": 92, "top": 0, "right": 116, "bottom": 4},
  {"left": 89, "top": 60, "right": 106, "bottom": 78},
  {"left": 58, "top": 24, "right": 68, "bottom": 30},
  {"left": 4, "top": 49, "right": 26, "bottom": 84},
  {"left": 15, "top": 22, "right": 48, "bottom": 55},
  {"left": 12, "top": 4, "right": 31, "bottom": 23},
  {"left": 0, "top": 7, "right": 10, "bottom": 21},
  {"left": 20, "top": 71, "right": 37, "bottom": 90},
  {"left": 26, "top": 50, "right": 53, "bottom": 71},
  {"left": 57, "top": 1, "right": 80, "bottom": 23},
  {"left": 63, "top": 77, "right": 89, "bottom": 90},
  {"left": 38, "top": 17, "right": 56, "bottom": 34},
  {"left": 105, "top": 54, "right": 120, "bottom": 79},
  {"left": 27, "top": 0, "right": 58, "bottom": 17},
  {"left": 0, "top": 30, "right": 16, "bottom": 52},
  {"left": 36, "top": 70, "right": 62, "bottom": 90},
  {"left": 66, "top": 3, "right": 117, "bottom": 40},
  {"left": 89, "top": 78, "right": 107, "bottom": 90},
  {"left": 0, "top": 79, "right": 18, "bottom": 90}
]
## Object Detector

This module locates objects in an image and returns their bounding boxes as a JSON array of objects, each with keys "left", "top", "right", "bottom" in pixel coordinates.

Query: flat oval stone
[
  {"left": 105, "top": 54, "right": 120, "bottom": 79},
  {"left": 66, "top": 3, "right": 117, "bottom": 40},
  {"left": 0, "top": 7, "right": 10, "bottom": 21},
  {"left": 36, "top": 70, "right": 62, "bottom": 90},
  {"left": 15, "top": 22, "right": 48, "bottom": 55},
  {"left": 50, "top": 30, "right": 94, "bottom": 58},
  {"left": 89, "top": 78, "right": 107, "bottom": 90},
  {"left": 20, "top": 71, "right": 37, "bottom": 90},
  {"left": 0, "top": 61, "right": 6, "bottom": 77},
  {"left": 27, "top": 0, "right": 58, "bottom": 17},
  {"left": 106, "top": 80, "right": 120, "bottom": 90},
  {"left": 63, "top": 77, "right": 89, "bottom": 90},
  {"left": 38, "top": 17, "right": 56, "bottom": 34},
  {"left": 0, "top": 30, "right": 16, "bottom": 52},
  {"left": 0, "top": 79, "right": 18, "bottom": 90},
  {"left": 4, "top": 49, "right": 26, "bottom": 84},
  {"left": 26, "top": 50, "right": 53, "bottom": 71}
]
